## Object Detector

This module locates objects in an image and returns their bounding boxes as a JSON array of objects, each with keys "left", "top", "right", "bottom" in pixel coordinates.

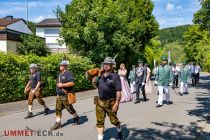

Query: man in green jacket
[
  {"left": 179, "top": 62, "right": 190, "bottom": 96},
  {"left": 155, "top": 56, "right": 173, "bottom": 108},
  {"left": 128, "top": 65, "right": 136, "bottom": 94}
]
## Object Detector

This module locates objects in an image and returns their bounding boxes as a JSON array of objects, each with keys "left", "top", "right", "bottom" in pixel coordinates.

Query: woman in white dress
[
  {"left": 145, "top": 63, "right": 152, "bottom": 94},
  {"left": 118, "top": 63, "right": 133, "bottom": 103}
]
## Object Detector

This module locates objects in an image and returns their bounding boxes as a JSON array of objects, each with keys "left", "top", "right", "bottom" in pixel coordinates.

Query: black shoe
[
  {"left": 156, "top": 104, "right": 163, "bottom": 108},
  {"left": 117, "top": 131, "right": 123, "bottom": 140},
  {"left": 24, "top": 112, "right": 33, "bottom": 119},
  {"left": 185, "top": 92, "right": 189, "bottom": 95},
  {"left": 167, "top": 101, "right": 173, "bottom": 105},
  {"left": 178, "top": 92, "right": 183, "bottom": 96},
  {"left": 143, "top": 98, "right": 149, "bottom": 102},
  {"left": 44, "top": 108, "right": 50, "bottom": 115},
  {"left": 132, "top": 92, "right": 136, "bottom": 94},
  {"left": 134, "top": 100, "right": 140, "bottom": 104},
  {"left": 50, "top": 122, "right": 61, "bottom": 130},
  {"left": 72, "top": 116, "right": 80, "bottom": 125}
]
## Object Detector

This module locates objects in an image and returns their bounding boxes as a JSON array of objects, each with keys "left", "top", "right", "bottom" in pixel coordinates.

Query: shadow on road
[
  {"left": 126, "top": 122, "right": 201, "bottom": 140},
  {"left": 61, "top": 115, "right": 88, "bottom": 127},
  {"left": 116, "top": 74, "right": 210, "bottom": 140},
  {"left": 104, "top": 124, "right": 130, "bottom": 140},
  {"left": 33, "top": 109, "right": 55, "bottom": 117},
  {"left": 187, "top": 74, "right": 210, "bottom": 121}
]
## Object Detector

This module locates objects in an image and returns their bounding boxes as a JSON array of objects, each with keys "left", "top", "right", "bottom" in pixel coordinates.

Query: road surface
[{"left": 0, "top": 73, "right": 210, "bottom": 140}]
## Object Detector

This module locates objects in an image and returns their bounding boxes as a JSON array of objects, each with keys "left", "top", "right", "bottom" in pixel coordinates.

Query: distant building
[
  {"left": 36, "top": 18, "right": 67, "bottom": 52},
  {"left": 0, "top": 16, "right": 32, "bottom": 53}
]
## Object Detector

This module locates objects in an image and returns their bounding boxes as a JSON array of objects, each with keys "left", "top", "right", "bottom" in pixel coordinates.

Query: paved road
[{"left": 0, "top": 73, "right": 210, "bottom": 140}]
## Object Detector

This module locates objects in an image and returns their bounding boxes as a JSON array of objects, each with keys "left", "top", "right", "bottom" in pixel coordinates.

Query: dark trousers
[
  {"left": 191, "top": 73, "right": 198, "bottom": 86},
  {"left": 196, "top": 73, "right": 200, "bottom": 83},
  {"left": 173, "top": 75, "right": 179, "bottom": 88},
  {"left": 135, "top": 83, "right": 146, "bottom": 101}
]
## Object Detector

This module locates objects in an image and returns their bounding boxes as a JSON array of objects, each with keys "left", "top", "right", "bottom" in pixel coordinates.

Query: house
[
  {"left": 36, "top": 18, "right": 67, "bottom": 52},
  {"left": 0, "top": 16, "right": 32, "bottom": 53}
]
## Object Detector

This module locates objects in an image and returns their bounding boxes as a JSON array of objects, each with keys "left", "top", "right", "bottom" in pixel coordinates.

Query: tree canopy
[
  {"left": 183, "top": 0, "right": 210, "bottom": 71},
  {"left": 193, "top": 0, "right": 210, "bottom": 30},
  {"left": 17, "top": 34, "right": 50, "bottom": 56},
  {"left": 56, "top": 0, "right": 159, "bottom": 66}
]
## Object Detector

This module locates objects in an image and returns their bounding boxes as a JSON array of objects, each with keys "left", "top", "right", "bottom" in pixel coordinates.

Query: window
[
  {"left": 44, "top": 29, "right": 60, "bottom": 37},
  {"left": 47, "top": 43, "right": 61, "bottom": 49}
]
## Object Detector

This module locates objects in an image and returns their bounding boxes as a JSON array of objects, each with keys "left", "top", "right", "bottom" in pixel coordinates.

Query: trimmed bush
[{"left": 0, "top": 53, "right": 94, "bottom": 103}]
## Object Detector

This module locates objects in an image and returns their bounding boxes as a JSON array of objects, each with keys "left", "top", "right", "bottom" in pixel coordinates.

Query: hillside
[{"left": 158, "top": 25, "right": 192, "bottom": 46}]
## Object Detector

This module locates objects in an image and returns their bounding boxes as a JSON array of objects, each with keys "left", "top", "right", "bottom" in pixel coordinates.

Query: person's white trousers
[
  {"left": 180, "top": 82, "right": 188, "bottom": 93},
  {"left": 158, "top": 86, "right": 170, "bottom": 105},
  {"left": 130, "top": 81, "right": 136, "bottom": 93}
]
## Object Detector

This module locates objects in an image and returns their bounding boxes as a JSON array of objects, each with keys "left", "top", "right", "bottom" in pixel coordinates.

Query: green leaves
[
  {"left": 56, "top": 0, "right": 158, "bottom": 66},
  {"left": 193, "top": 0, "right": 210, "bottom": 31},
  {"left": 183, "top": 25, "right": 210, "bottom": 71},
  {"left": 0, "top": 53, "right": 94, "bottom": 103},
  {"left": 16, "top": 34, "right": 50, "bottom": 56}
]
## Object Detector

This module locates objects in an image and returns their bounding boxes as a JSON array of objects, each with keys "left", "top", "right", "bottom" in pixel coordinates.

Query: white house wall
[
  {"left": 36, "top": 27, "right": 67, "bottom": 50},
  {"left": 7, "top": 40, "right": 17, "bottom": 53},
  {"left": 7, "top": 20, "right": 32, "bottom": 34},
  {"left": 0, "top": 40, "right": 7, "bottom": 52},
  {"left": 36, "top": 27, "right": 44, "bottom": 37}
]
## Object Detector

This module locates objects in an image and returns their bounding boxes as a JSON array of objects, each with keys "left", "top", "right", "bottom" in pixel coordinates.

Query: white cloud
[
  {"left": 34, "top": 16, "right": 45, "bottom": 23},
  {"left": 0, "top": 7, "right": 25, "bottom": 16},
  {"left": 166, "top": 3, "right": 175, "bottom": 11},
  {"left": 176, "top": 5, "right": 182, "bottom": 10},
  {"left": 33, "top": 15, "right": 55, "bottom": 23}
]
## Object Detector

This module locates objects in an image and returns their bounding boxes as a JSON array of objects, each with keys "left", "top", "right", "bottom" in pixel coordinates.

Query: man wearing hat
[
  {"left": 24, "top": 64, "right": 49, "bottom": 119},
  {"left": 155, "top": 56, "right": 173, "bottom": 107},
  {"left": 50, "top": 60, "right": 80, "bottom": 130},
  {"left": 134, "top": 59, "right": 147, "bottom": 104},
  {"left": 95, "top": 57, "right": 123, "bottom": 140},
  {"left": 179, "top": 62, "right": 190, "bottom": 95},
  {"left": 128, "top": 65, "right": 136, "bottom": 94}
]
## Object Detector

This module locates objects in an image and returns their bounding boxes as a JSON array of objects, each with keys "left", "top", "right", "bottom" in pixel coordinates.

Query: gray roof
[{"left": 36, "top": 18, "right": 61, "bottom": 27}]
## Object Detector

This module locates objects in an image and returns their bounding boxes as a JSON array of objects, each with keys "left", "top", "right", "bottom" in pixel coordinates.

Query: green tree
[
  {"left": 17, "top": 34, "right": 50, "bottom": 56},
  {"left": 56, "top": 0, "right": 158, "bottom": 66},
  {"left": 27, "top": 21, "right": 36, "bottom": 34},
  {"left": 183, "top": 25, "right": 210, "bottom": 63},
  {"left": 193, "top": 0, "right": 210, "bottom": 30},
  {"left": 162, "top": 42, "right": 185, "bottom": 64}
]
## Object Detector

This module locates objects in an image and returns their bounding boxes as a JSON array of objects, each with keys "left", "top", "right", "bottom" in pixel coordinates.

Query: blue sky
[{"left": 0, "top": 0, "right": 201, "bottom": 29}]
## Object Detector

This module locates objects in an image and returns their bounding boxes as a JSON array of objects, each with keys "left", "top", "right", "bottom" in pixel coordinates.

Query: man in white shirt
[{"left": 195, "top": 64, "right": 201, "bottom": 84}]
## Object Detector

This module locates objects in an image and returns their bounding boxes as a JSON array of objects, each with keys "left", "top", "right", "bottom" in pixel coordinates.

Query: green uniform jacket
[
  {"left": 179, "top": 67, "right": 190, "bottom": 83},
  {"left": 155, "top": 65, "right": 173, "bottom": 86},
  {"left": 128, "top": 70, "right": 135, "bottom": 82}
]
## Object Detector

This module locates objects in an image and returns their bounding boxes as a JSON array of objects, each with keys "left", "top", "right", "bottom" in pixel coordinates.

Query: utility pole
[
  {"left": 26, "top": 0, "right": 29, "bottom": 34},
  {"left": 178, "top": 12, "right": 181, "bottom": 26}
]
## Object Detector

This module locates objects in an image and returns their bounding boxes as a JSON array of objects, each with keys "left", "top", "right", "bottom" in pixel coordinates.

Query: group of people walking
[
  {"left": 23, "top": 55, "right": 201, "bottom": 140},
  {"left": 117, "top": 60, "right": 152, "bottom": 104},
  {"left": 24, "top": 61, "right": 80, "bottom": 131}
]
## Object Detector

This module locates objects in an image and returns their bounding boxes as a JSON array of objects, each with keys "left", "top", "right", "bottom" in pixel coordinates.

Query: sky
[{"left": 0, "top": 0, "right": 201, "bottom": 29}]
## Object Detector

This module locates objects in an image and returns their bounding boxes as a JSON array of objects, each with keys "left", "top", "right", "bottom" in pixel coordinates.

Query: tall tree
[
  {"left": 183, "top": 25, "right": 210, "bottom": 63},
  {"left": 193, "top": 0, "right": 210, "bottom": 30},
  {"left": 56, "top": 0, "right": 158, "bottom": 65}
]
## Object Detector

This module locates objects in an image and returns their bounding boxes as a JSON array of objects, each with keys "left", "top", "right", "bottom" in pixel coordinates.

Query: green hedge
[{"left": 0, "top": 53, "right": 94, "bottom": 103}]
